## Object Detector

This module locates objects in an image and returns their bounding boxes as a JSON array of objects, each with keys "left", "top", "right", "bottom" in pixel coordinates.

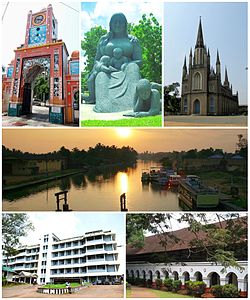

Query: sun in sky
[{"left": 116, "top": 128, "right": 132, "bottom": 138}]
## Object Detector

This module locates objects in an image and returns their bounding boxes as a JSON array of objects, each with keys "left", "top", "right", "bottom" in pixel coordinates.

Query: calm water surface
[{"left": 3, "top": 161, "right": 180, "bottom": 211}]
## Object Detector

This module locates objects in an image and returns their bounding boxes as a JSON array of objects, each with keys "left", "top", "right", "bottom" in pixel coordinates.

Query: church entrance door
[{"left": 193, "top": 99, "right": 200, "bottom": 114}]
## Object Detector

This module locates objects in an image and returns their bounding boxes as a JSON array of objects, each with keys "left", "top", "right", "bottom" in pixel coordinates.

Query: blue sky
[{"left": 164, "top": 2, "right": 248, "bottom": 105}]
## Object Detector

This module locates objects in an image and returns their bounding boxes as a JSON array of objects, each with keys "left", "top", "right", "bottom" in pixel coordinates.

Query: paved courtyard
[
  {"left": 2, "top": 284, "right": 124, "bottom": 298},
  {"left": 164, "top": 115, "right": 247, "bottom": 127},
  {"left": 2, "top": 106, "right": 77, "bottom": 127}
]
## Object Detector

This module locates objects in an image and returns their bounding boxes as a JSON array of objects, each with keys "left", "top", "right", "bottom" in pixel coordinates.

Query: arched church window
[
  {"left": 209, "top": 97, "right": 215, "bottom": 113},
  {"left": 184, "top": 98, "right": 188, "bottom": 113},
  {"left": 193, "top": 72, "right": 202, "bottom": 90}
]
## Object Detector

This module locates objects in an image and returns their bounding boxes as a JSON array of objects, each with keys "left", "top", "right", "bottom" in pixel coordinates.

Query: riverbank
[
  {"left": 3, "top": 161, "right": 137, "bottom": 192},
  {"left": 3, "top": 169, "right": 85, "bottom": 192}
]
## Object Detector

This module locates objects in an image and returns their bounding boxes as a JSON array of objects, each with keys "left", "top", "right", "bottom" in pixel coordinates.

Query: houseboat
[
  {"left": 141, "top": 169, "right": 150, "bottom": 182},
  {"left": 178, "top": 175, "right": 219, "bottom": 209}
]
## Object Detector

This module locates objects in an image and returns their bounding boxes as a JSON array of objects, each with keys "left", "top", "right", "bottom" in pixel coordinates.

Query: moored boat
[
  {"left": 141, "top": 169, "right": 150, "bottom": 182},
  {"left": 178, "top": 175, "right": 219, "bottom": 209}
]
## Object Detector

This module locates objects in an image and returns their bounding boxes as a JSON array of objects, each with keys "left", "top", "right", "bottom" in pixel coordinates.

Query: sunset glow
[{"left": 116, "top": 128, "right": 131, "bottom": 138}]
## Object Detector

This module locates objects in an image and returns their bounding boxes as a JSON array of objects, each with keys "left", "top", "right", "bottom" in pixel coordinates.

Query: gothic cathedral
[{"left": 181, "top": 18, "right": 239, "bottom": 115}]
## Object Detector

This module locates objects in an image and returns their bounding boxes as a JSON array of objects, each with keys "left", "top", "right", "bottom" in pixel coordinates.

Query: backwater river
[{"left": 3, "top": 160, "right": 180, "bottom": 212}]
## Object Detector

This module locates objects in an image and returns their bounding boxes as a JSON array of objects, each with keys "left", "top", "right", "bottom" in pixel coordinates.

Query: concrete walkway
[
  {"left": 3, "top": 284, "right": 124, "bottom": 298},
  {"left": 128, "top": 286, "right": 159, "bottom": 298},
  {"left": 164, "top": 115, "right": 247, "bottom": 127},
  {"left": 81, "top": 103, "right": 133, "bottom": 121}
]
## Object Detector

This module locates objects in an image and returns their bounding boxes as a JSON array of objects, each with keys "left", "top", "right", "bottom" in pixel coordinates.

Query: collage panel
[
  {"left": 2, "top": 212, "right": 125, "bottom": 298},
  {"left": 80, "top": 1, "right": 163, "bottom": 127},
  {"left": 126, "top": 212, "right": 248, "bottom": 298},
  {"left": 2, "top": 2, "right": 80, "bottom": 127},
  {"left": 164, "top": 2, "right": 247, "bottom": 127},
  {"left": 2, "top": 128, "right": 247, "bottom": 212}
]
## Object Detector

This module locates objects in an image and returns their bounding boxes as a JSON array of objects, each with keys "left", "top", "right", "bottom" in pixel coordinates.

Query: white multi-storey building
[{"left": 3, "top": 230, "right": 121, "bottom": 284}]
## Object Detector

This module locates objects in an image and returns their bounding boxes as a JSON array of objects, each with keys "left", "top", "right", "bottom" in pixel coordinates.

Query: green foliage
[
  {"left": 127, "top": 276, "right": 135, "bottom": 285},
  {"left": 81, "top": 26, "right": 107, "bottom": 91},
  {"left": 43, "top": 283, "right": 80, "bottom": 288},
  {"left": 236, "top": 134, "right": 248, "bottom": 157},
  {"left": 128, "top": 14, "right": 162, "bottom": 82},
  {"left": 211, "top": 285, "right": 224, "bottom": 297},
  {"left": 163, "top": 278, "right": 173, "bottom": 291},
  {"left": 3, "top": 144, "right": 137, "bottom": 169},
  {"left": 211, "top": 284, "right": 239, "bottom": 298},
  {"left": 164, "top": 83, "right": 181, "bottom": 115},
  {"left": 126, "top": 282, "right": 132, "bottom": 290},
  {"left": 146, "top": 279, "right": 153, "bottom": 288},
  {"left": 134, "top": 277, "right": 146, "bottom": 286},
  {"left": 81, "top": 115, "right": 162, "bottom": 127},
  {"left": 221, "top": 284, "right": 240, "bottom": 298},
  {"left": 172, "top": 280, "right": 182, "bottom": 292},
  {"left": 2, "top": 214, "right": 34, "bottom": 264},
  {"left": 185, "top": 281, "right": 206, "bottom": 296},
  {"left": 155, "top": 278, "right": 163, "bottom": 289},
  {"left": 33, "top": 74, "right": 49, "bottom": 102}
]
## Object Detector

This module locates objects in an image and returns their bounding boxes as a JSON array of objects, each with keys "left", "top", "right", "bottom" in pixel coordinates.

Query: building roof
[{"left": 127, "top": 217, "right": 247, "bottom": 256}]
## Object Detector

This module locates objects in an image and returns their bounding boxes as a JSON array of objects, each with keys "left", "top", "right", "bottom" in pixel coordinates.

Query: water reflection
[
  {"left": 3, "top": 161, "right": 180, "bottom": 211},
  {"left": 118, "top": 172, "right": 128, "bottom": 194}
]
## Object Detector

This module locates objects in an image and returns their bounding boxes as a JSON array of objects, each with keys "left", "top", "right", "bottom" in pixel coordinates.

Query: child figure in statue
[
  {"left": 124, "top": 79, "right": 161, "bottom": 117},
  {"left": 110, "top": 47, "right": 129, "bottom": 71},
  {"left": 85, "top": 56, "right": 117, "bottom": 104}
]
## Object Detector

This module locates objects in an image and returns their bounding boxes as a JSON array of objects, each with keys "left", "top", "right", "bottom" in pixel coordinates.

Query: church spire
[
  {"left": 216, "top": 50, "right": 221, "bottom": 77},
  {"left": 182, "top": 56, "right": 187, "bottom": 78},
  {"left": 195, "top": 17, "right": 204, "bottom": 48},
  {"left": 224, "top": 67, "right": 229, "bottom": 87}
]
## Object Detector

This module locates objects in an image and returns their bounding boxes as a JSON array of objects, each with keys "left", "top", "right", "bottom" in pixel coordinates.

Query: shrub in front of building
[
  {"left": 155, "top": 278, "right": 162, "bottom": 289},
  {"left": 221, "top": 284, "right": 239, "bottom": 298},
  {"left": 172, "top": 280, "right": 182, "bottom": 292},
  {"left": 146, "top": 279, "right": 152, "bottom": 288},
  {"left": 134, "top": 277, "right": 146, "bottom": 287},
  {"left": 185, "top": 281, "right": 206, "bottom": 296},
  {"left": 163, "top": 278, "right": 173, "bottom": 291},
  {"left": 126, "top": 276, "right": 135, "bottom": 285},
  {"left": 211, "top": 284, "right": 239, "bottom": 298}
]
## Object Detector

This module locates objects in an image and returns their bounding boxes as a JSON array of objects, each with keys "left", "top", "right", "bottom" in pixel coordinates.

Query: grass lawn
[
  {"left": 81, "top": 115, "right": 162, "bottom": 127},
  {"left": 152, "top": 289, "right": 193, "bottom": 298},
  {"left": 42, "top": 283, "right": 80, "bottom": 288}
]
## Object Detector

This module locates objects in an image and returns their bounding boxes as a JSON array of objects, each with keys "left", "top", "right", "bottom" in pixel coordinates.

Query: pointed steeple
[
  {"left": 224, "top": 67, "right": 229, "bottom": 87},
  {"left": 195, "top": 17, "right": 204, "bottom": 48},
  {"left": 216, "top": 50, "right": 221, "bottom": 77},
  {"left": 189, "top": 48, "right": 192, "bottom": 68},
  {"left": 182, "top": 56, "right": 187, "bottom": 78}
]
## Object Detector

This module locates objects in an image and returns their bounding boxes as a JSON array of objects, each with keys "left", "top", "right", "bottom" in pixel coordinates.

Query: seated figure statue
[
  {"left": 85, "top": 13, "right": 142, "bottom": 113},
  {"left": 124, "top": 79, "right": 161, "bottom": 117}
]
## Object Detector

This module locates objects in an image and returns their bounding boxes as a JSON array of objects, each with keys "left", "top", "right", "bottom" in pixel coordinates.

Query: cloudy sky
[
  {"left": 19, "top": 212, "right": 125, "bottom": 273},
  {"left": 2, "top": 2, "right": 80, "bottom": 67},
  {"left": 3, "top": 128, "right": 247, "bottom": 154},
  {"left": 164, "top": 2, "right": 248, "bottom": 105}
]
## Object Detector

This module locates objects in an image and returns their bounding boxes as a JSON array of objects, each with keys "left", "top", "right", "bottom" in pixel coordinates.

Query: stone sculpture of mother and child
[{"left": 84, "top": 13, "right": 161, "bottom": 117}]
